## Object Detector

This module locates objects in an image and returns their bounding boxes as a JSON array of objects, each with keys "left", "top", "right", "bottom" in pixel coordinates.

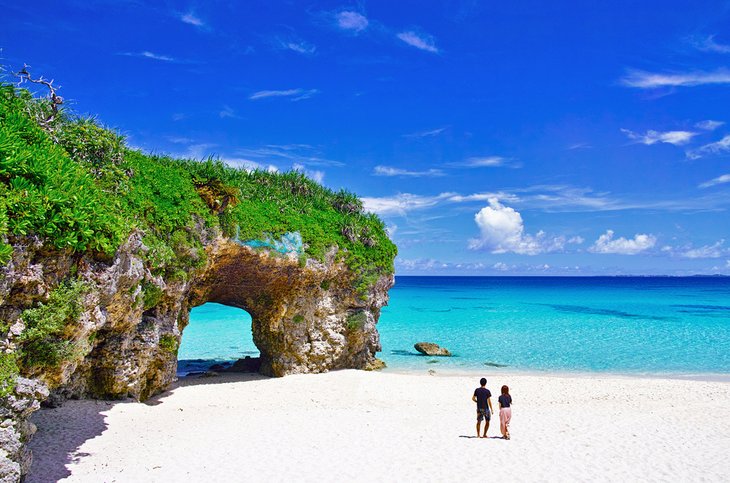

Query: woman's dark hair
[
  {"left": 501, "top": 385, "right": 509, "bottom": 395},
  {"left": 480, "top": 377, "right": 487, "bottom": 386}
]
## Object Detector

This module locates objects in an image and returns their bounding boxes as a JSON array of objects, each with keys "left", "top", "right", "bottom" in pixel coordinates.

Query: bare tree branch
[{"left": 14, "top": 64, "right": 64, "bottom": 128}]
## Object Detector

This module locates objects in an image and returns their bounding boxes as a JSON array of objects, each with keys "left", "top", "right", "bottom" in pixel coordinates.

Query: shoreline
[{"left": 177, "top": 357, "right": 730, "bottom": 383}]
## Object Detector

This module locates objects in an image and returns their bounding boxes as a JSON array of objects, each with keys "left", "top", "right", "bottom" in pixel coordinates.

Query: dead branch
[{"left": 14, "top": 64, "right": 64, "bottom": 128}]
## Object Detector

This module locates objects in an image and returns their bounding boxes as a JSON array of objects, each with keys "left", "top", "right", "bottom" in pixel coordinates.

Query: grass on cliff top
[{"left": 0, "top": 82, "right": 396, "bottom": 286}]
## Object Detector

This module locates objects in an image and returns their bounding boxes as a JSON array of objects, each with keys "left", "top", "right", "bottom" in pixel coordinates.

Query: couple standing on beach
[{"left": 472, "top": 377, "right": 512, "bottom": 439}]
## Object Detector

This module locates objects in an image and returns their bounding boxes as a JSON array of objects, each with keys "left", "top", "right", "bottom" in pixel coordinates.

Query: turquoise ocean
[{"left": 179, "top": 276, "right": 730, "bottom": 377}]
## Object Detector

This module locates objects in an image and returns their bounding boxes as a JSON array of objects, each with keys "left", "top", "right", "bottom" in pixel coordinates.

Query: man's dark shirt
[{"left": 474, "top": 387, "right": 491, "bottom": 410}]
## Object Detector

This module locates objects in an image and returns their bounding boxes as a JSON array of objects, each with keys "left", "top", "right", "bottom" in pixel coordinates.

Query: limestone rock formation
[
  {"left": 0, "top": 231, "right": 393, "bottom": 480},
  {"left": 414, "top": 342, "right": 452, "bottom": 357}
]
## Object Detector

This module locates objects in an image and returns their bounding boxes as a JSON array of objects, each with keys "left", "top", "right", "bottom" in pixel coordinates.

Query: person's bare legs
[
  {"left": 483, "top": 419, "right": 490, "bottom": 438},
  {"left": 476, "top": 420, "right": 481, "bottom": 438}
]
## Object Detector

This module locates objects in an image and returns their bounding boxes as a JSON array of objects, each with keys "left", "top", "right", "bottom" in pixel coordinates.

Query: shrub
[
  {"left": 18, "top": 280, "right": 89, "bottom": 369},
  {"left": 159, "top": 334, "right": 178, "bottom": 353}
]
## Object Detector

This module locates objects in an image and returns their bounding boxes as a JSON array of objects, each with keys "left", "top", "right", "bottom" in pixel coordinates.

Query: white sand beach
[{"left": 27, "top": 370, "right": 730, "bottom": 482}]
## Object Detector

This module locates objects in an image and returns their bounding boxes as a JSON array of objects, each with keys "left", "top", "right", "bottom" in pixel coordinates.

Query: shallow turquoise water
[{"left": 179, "top": 277, "right": 730, "bottom": 376}]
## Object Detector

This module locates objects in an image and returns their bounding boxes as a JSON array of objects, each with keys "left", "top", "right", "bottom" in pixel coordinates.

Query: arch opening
[{"left": 178, "top": 302, "right": 260, "bottom": 376}]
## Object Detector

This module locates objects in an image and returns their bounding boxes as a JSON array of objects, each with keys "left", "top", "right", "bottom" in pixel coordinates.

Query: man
[{"left": 472, "top": 377, "right": 494, "bottom": 438}]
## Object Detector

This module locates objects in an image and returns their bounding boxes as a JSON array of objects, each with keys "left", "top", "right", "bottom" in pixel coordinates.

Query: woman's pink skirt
[{"left": 499, "top": 407, "right": 512, "bottom": 435}]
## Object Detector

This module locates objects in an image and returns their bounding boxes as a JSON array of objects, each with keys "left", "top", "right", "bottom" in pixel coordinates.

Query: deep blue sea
[{"left": 179, "top": 276, "right": 730, "bottom": 377}]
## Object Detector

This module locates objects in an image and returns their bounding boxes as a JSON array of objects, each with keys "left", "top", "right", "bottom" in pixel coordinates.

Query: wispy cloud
[
  {"left": 621, "top": 128, "right": 697, "bottom": 146},
  {"left": 219, "top": 105, "right": 238, "bottom": 119},
  {"left": 456, "top": 156, "right": 513, "bottom": 168},
  {"left": 374, "top": 166, "right": 445, "bottom": 177},
  {"left": 180, "top": 11, "right": 205, "bottom": 28},
  {"left": 397, "top": 30, "right": 439, "bottom": 53},
  {"left": 589, "top": 230, "right": 656, "bottom": 255},
  {"left": 335, "top": 11, "right": 368, "bottom": 33},
  {"left": 235, "top": 144, "right": 343, "bottom": 167},
  {"left": 249, "top": 88, "right": 319, "bottom": 101},
  {"left": 119, "top": 51, "right": 176, "bottom": 62},
  {"left": 620, "top": 69, "right": 730, "bottom": 88},
  {"left": 276, "top": 37, "right": 316, "bottom": 55},
  {"left": 362, "top": 193, "right": 455, "bottom": 216},
  {"left": 695, "top": 120, "right": 724, "bottom": 131},
  {"left": 687, "top": 134, "right": 730, "bottom": 159},
  {"left": 699, "top": 174, "right": 730, "bottom": 188},
  {"left": 403, "top": 127, "right": 447, "bottom": 138},
  {"left": 691, "top": 35, "right": 730, "bottom": 54}
]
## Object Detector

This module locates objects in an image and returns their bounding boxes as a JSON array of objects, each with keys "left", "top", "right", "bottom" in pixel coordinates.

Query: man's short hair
[{"left": 480, "top": 377, "right": 487, "bottom": 386}]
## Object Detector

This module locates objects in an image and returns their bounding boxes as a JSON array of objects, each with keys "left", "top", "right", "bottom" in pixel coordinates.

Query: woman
[{"left": 498, "top": 385, "right": 512, "bottom": 440}]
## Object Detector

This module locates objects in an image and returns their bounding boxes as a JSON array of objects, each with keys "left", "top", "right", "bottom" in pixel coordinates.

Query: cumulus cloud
[
  {"left": 620, "top": 69, "right": 730, "bottom": 88},
  {"left": 699, "top": 174, "right": 730, "bottom": 188},
  {"left": 568, "top": 236, "right": 585, "bottom": 244},
  {"left": 695, "top": 120, "right": 724, "bottom": 131},
  {"left": 621, "top": 128, "right": 697, "bottom": 146},
  {"left": 589, "top": 230, "right": 656, "bottom": 255},
  {"left": 335, "top": 11, "right": 368, "bottom": 32},
  {"left": 397, "top": 31, "right": 439, "bottom": 53},
  {"left": 468, "top": 199, "right": 565, "bottom": 255},
  {"left": 373, "top": 166, "right": 445, "bottom": 177},
  {"left": 687, "top": 134, "right": 730, "bottom": 159},
  {"left": 678, "top": 240, "right": 727, "bottom": 259},
  {"left": 249, "top": 88, "right": 319, "bottom": 101}
]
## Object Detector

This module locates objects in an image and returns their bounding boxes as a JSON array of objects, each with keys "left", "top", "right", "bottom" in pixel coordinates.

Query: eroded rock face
[{"left": 0, "top": 232, "right": 393, "bottom": 479}]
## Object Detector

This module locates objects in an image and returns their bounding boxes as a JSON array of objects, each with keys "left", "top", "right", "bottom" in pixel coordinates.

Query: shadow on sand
[{"left": 26, "top": 372, "right": 268, "bottom": 482}]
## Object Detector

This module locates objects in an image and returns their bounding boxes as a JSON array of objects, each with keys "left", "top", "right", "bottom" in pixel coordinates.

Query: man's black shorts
[{"left": 477, "top": 408, "right": 491, "bottom": 422}]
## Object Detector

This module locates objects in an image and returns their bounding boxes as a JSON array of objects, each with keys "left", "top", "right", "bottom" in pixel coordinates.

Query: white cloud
[
  {"left": 468, "top": 199, "right": 565, "bottom": 255},
  {"left": 403, "top": 127, "right": 447, "bottom": 138},
  {"left": 568, "top": 236, "right": 585, "bottom": 244},
  {"left": 362, "top": 193, "right": 454, "bottom": 216},
  {"left": 180, "top": 12, "right": 205, "bottom": 28},
  {"left": 219, "top": 105, "right": 236, "bottom": 118},
  {"left": 699, "top": 174, "right": 730, "bottom": 188},
  {"left": 374, "top": 166, "right": 445, "bottom": 177},
  {"left": 385, "top": 224, "right": 397, "bottom": 238},
  {"left": 621, "top": 128, "right": 697, "bottom": 146},
  {"left": 687, "top": 135, "right": 730, "bottom": 159},
  {"left": 249, "top": 88, "right": 319, "bottom": 101},
  {"left": 119, "top": 51, "right": 176, "bottom": 62},
  {"left": 397, "top": 31, "right": 439, "bottom": 53},
  {"left": 620, "top": 69, "right": 730, "bottom": 88},
  {"left": 589, "top": 230, "right": 656, "bottom": 255},
  {"left": 335, "top": 11, "right": 368, "bottom": 32},
  {"left": 277, "top": 38, "right": 316, "bottom": 55},
  {"left": 464, "top": 156, "right": 507, "bottom": 167},
  {"left": 692, "top": 35, "right": 730, "bottom": 54},
  {"left": 292, "top": 163, "right": 324, "bottom": 184},
  {"left": 235, "top": 145, "right": 342, "bottom": 167},
  {"left": 223, "top": 158, "right": 278, "bottom": 173},
  {"left": 695, "top": 120, "right": 724, "bottom": 131},
  {"left": 679, "top": 240, "right": 727, "bottom": 259},
  {"left": 172, "top": 113, "right": 187, "bottom": 121}
]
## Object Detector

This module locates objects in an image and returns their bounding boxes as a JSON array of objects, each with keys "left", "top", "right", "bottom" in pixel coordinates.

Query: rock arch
[{"left": 53, "top": 236, "right": 392, "bottom": 401}]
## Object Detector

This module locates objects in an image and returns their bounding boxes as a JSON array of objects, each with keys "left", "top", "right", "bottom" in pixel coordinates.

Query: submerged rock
[
  {"left": 484, "top": 361, "right": 509, "bottom": 368},
  {"left": 414, "top": 342, "right": 452, "bottom": 357}
]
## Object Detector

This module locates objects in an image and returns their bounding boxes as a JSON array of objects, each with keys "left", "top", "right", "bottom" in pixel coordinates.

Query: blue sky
[{"left": 2, "top": 0, "right": 730, "bottom": 275}]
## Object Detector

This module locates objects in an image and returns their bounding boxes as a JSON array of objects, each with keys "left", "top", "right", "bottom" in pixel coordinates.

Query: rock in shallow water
[{"left": 413, "top": 342, "right": 451, "bottom": 357}]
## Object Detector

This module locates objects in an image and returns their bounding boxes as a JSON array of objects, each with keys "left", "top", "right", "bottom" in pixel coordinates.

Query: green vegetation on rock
[
  {"left": 18, "top": 280, "right": 89, "bottom": 370},
  {"left": 0, "top": 81, "right": 396, "bottom": 287},
  {"left": 158, "top": 334, "right": 178, "bottom": 354}
]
